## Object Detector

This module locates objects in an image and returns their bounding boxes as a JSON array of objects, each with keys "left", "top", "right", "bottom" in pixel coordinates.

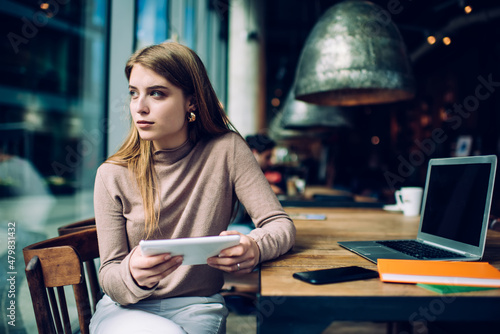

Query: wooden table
[{"left": 257, "top": 207, "right": 500, "bottom": 333}]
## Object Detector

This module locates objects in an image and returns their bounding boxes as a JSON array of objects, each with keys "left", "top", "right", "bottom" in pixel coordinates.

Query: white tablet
[{"left": 139, "top": 235, "right": 241, "bottom": 265}]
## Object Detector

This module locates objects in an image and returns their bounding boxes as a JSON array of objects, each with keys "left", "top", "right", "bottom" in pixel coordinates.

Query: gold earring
[{"left": 187, "top": 112, "right": 196, "bottom": 122}]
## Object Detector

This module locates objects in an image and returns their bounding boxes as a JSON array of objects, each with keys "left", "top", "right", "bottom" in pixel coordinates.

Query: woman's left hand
[{"left": 207, "top": 230, "right": 260, "bottom": 274}]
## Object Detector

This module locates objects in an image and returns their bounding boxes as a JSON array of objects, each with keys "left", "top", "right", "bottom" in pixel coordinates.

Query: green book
[{"left": 417, "top": 283, "right": 499, "bottom": 294}]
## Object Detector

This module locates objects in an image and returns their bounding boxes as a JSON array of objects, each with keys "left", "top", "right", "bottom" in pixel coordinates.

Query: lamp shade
[
  {"left": 280, "top": 89, "right": 352, "bottom": 129},
  {"left": 269, "top": 110, "right": 332, "bottom": 140},
  {"left": 294, "top": 0, "right": 415, "bottom": 106}
]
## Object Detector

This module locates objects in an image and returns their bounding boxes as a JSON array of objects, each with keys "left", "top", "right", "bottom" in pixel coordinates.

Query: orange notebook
[{"left": 377, "top": 259, "right": 500, "bottom": 287}]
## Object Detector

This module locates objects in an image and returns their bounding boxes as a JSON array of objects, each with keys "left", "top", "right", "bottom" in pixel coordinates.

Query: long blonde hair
[{"left": 107, "top": 42, "right": 235, "bottom": 237}]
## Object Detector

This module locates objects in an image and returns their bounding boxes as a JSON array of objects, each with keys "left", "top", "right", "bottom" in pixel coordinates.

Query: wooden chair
[
  {"left": 221, "top": 271, "right": 259, "bottom": 315},
  {"left": 23, "top": 226, "right": 100, "bottom": 334},
  {"left": 57, "top": 217, "right": 102, "bottom": 318},
  {"left": 57, "top": 217, "right": 96, "bottom": 236}
]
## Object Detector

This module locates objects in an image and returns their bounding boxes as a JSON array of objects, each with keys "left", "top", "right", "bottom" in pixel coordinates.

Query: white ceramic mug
[{"left": 395, "top": 187, "right": 423, "bottom": 217}]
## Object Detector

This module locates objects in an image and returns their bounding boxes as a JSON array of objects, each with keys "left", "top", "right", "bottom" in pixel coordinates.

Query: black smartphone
[{"left": 293, "top": 266, "right": 379, "bottom": 285}]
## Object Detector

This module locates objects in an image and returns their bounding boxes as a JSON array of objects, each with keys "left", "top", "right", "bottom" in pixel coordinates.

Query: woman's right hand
[{"left": 129, "top": 247, "right": 183, "bottom": 289}]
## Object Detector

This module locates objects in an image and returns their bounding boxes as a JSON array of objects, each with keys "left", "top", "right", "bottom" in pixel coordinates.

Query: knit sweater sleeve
[
  {"left": 230, "top": 134, "right": 296, "bottom": 262},
  {"left": 94, "top": 165, "right": 156, "bottom": 305}
]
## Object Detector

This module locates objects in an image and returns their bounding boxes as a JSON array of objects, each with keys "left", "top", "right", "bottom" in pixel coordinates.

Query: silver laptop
[{"left": 338, "top": 155, "right": 497, "bottom": 263}]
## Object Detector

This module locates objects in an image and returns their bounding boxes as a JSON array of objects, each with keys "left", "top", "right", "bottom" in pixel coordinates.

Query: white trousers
[{"left": 89, "top": 294, "right": 228, "bottom": 334}]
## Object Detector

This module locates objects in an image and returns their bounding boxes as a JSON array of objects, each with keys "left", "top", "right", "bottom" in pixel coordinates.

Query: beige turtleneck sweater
[{"left": 94, "top": 132, "right": 295, "bottom": 305}]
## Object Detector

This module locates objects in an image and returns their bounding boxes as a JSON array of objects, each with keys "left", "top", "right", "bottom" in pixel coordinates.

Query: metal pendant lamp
[
  {"left": 280, "top": 89, "right": 352, "bottom": 129},
  {"left": 269, "top": 110, "right": 332, "bottom": 140},
  {"left": 269, "top": 111, "right": 308, "bottom": 140},
  {"left": 294, "top": 0, "right": 415, "bottom": 106}
]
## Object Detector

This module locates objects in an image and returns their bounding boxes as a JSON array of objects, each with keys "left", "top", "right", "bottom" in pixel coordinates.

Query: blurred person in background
[{"left": 245, "top": 134, "right": 284, "bottom": 195}]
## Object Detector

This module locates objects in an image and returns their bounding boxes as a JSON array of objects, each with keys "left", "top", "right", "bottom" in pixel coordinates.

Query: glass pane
[
  {"left": 1, "top": 1, "right": 109, "bottom": 332},
  {"left": 136, "top": 0, "right": 169, "bottom": 49},
  {"left": 184, "top": 0, "right": 196, "bottom": 49}
]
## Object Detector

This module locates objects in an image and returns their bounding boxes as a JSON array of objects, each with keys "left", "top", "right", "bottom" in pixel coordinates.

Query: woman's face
[{"left": 128, "top": 64, "right": 193, "bottom": 150}]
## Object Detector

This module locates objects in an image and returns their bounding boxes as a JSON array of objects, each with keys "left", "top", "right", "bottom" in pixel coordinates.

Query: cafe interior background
[{"left": 1, "top": 0, "right": 500, "bottom": 332}]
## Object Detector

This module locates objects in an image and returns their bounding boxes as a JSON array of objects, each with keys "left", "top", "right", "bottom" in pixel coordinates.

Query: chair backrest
[
  {"left": 57, "top": 217, "right": 96, "bottom": 236},
  {"left": 23, "top": 226, "right": 100, "bottom": 334},
  {"left": 57, "top": 217, "right": 101, "bottom": 315}
]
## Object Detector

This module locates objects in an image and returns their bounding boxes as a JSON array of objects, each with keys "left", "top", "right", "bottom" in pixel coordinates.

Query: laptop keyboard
[{"left": 376, "top": 240, "right": 467, "bottom": 260}]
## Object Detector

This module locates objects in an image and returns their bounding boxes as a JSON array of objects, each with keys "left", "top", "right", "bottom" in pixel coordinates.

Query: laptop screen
[{"left": 420, "top": 163, "right": 492, "bottom": 247}]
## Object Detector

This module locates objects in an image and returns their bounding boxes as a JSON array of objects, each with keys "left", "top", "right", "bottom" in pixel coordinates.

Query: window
[
  {"left": 1, "top": 1, "right": 109, "bottom": 332},
  {"left": 135, "top": 0, "right": 169, "bottom": 49}
]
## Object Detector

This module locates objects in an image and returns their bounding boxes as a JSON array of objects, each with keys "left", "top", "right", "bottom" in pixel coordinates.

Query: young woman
[{"left": 90, "top": 42, "right": 295, "bottom": 333}]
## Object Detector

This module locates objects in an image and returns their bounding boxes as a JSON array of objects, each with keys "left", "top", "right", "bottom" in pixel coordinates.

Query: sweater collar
[{"left": 153, "top": 139, "right": 194, "bottom": 164}]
